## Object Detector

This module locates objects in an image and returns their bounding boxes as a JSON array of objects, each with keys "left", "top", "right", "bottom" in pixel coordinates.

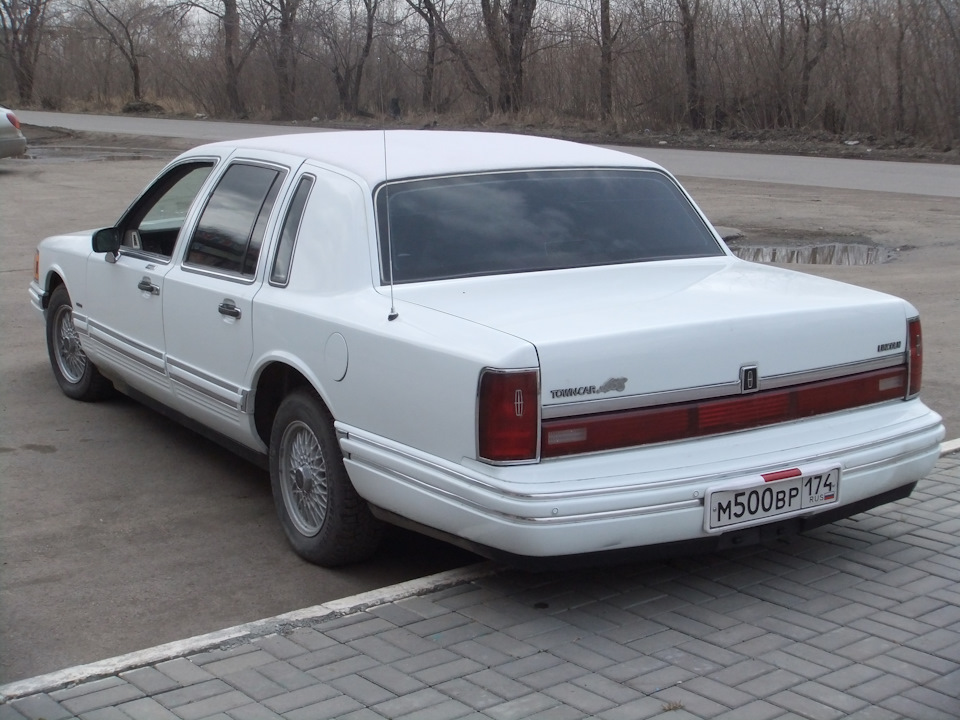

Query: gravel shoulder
[{"left": 21, "top": 116, "right": 960, "bottom": 164}]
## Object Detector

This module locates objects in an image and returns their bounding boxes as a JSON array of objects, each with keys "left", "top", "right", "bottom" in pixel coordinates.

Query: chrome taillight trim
[
  {"left": 476, "top": 367, "right": 541, "bottom": 466},
  {"left": 541, "top": 354, "right": 906, "bottom": 420},
  {"left": 906, "top": 316, "right": 922, "bottom": 399}
]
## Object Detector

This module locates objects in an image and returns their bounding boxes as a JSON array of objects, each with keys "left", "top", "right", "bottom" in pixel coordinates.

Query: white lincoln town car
[{"left": 29, "top": 131, "right": 945, "bottom": 566}]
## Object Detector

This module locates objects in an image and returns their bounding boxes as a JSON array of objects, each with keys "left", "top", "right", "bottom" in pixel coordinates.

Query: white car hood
[{"left": 393, "top": 257, "right": 912, "bottom": 408}]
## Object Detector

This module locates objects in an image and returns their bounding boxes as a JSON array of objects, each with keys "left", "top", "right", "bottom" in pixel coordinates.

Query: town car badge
[{"left": 549, "top": 377, "right": 628, "bottom": 400}]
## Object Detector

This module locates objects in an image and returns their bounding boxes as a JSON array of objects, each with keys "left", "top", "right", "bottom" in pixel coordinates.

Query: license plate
[{"left": 705, "top": 466, "right": 841, "bottom": 532}]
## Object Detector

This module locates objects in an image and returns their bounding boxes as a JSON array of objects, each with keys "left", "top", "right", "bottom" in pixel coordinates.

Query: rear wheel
[
  {"left": 269, "top": 389, "right": 383, "bottom": 566},
  {"left": 46, "top": 285, "right": 111, "bottom": 401}
]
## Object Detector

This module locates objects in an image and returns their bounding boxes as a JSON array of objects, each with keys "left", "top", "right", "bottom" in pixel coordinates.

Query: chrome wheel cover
[
  {"left": 279, "top": 420, "right": 328, "bottom": 537},
  {"left": 53, "top": 304, "right": 87, "bottom": 384}
]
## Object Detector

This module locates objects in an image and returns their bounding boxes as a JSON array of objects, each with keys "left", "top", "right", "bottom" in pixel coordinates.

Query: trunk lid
[{"left": 394, "top": 257, "right": 912, "bottom": 414}]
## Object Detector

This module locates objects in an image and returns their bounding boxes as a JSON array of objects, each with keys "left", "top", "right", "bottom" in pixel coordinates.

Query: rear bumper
[
  {"left": 339, "top": 399, "right": 944, "bottom": 559},
  {"left": 372, "top": 480, "right": 918, "bottom": 569},
  {"left": 0, "top": 134, "right": 27, "bottom": 159}
]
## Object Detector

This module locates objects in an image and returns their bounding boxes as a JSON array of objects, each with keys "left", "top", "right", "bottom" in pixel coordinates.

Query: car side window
[
  {"left": 271, "top": 175, "right": 314, "bottom": 286},
  {"left": 185, "top": 163, "right": 285, "bottom": 277},
  {"left": 121, "top": 162, "right": 214, "bottom": 259}
]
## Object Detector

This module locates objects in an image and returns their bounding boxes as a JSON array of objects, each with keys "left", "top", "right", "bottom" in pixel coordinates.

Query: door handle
[
  {"left": 137, "top": 277, "right": 160, "bottom": 295},
  {"left": 218, "top": 301, "right": 241, "bottom": 319}
]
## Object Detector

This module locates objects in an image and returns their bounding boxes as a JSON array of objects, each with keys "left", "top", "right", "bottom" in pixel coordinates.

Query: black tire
[
  {"left": 45, "top": 285, "right": 112, "bottom": 401},
  {"left": 269, "top": 389, "right": 383, "bottom": 566}
]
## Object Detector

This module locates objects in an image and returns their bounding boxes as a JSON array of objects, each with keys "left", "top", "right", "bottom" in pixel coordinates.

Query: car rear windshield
[{"left": 376, "top": 168, "right": 723, "bottom": 284}]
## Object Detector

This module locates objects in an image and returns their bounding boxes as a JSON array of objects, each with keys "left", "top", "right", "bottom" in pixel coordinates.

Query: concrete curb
[
  {"left": 0, "top": 563, "right": 498, "bottom": 702},
  {"left": 940, "top": 437, "right": 960, "bottom": 456}
]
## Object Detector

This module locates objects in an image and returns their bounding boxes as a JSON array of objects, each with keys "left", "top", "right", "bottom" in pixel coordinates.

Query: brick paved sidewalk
[{"left": 3, "top": 455, "right": 959, "bottom": 720}]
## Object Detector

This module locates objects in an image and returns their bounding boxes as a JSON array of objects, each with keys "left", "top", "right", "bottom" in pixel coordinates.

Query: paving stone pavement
[{"left": 2, "top": 455, "right": 959, "bottom": 720}]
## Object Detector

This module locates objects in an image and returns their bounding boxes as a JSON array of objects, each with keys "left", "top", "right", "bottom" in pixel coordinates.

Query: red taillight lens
[
  {"left": 907, "top": 317, "right": 922, "bottom": 397},
  {"left": 6, "top": 112, "right": 20, "bottom": 130},
  {"left": 478, "top": 369, "right": 539, "bottom": 463}
]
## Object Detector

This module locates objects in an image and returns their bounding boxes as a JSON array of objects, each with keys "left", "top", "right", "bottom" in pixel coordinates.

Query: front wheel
[
  {"left": 45, "top": 285, "right": 112, "bottom": 401},
  {"left": 269, "top": 389, "right": 383, "bottom": 566}
]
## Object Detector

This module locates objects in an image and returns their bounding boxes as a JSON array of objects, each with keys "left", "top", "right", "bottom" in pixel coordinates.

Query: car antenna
[{"left": 378, "top": 52, "right": 399, "bottom": 322}]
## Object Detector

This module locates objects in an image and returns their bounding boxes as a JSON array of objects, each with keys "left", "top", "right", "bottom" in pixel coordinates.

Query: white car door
[
  {"left": 82, "top": 160, "right": 216, "bottom": 401},
  {"left": 161, "top": 157, "right": 294, "bottom": 446}
]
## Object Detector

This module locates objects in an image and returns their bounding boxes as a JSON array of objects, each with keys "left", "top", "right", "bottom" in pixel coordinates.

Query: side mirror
[{"left": 92, "top": 228, "right": 120, "bottom": 263}]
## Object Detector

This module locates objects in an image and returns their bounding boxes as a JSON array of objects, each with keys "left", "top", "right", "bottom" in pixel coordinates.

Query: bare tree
[
  {"left": 0, "top": 0, "right": 52, "bottom": 103},
  {"left": 675, "top": 0, "right": 704, "bottom": 128},
  {"left": 308, "top": 0, "right": 378, "bottom": 115},
  {"left": 405, "top": 0, "right": 440, "bottom": 109},
  {"left": 77, "top": 0, "right": 181, "bottom": 102},
  {"left": 253, "top": 0, "right": 302, "bottom": 119},
  {"left": 481, "top": 0, "right": 538, "bottom": 112},
  {"left": 406, "top": 0, "right": 493, "bottom": 113},
  {"left": 188, "top": 0, "right": 263, "bottom": 116},
  {"left": 795, "top": 0, "right": 829, "bottom": 126},
  {"left": 8, "top": 0, "right": 958, "bottom": 145},
  {"left": 932, "top": 0, "right": 960, "bottom": 140},
  {"left": 598, "top": 0, "right": 618, "bottom": 119}
]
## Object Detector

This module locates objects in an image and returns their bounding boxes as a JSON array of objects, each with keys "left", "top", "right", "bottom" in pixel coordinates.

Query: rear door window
[
  {"left": 271, "top": 175, "right": 314, "bottom": 286},
  {"left": 185, "top": 162, "right": 285, "bottom": 277}
]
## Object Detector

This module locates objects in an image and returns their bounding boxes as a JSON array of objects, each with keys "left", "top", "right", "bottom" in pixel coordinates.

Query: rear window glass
[{"left": 376, "top": 169, "right": 722, "bottom": 284}]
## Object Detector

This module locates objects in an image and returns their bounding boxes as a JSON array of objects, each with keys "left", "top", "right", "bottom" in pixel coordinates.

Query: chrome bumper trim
[{"left": 341, "top": 416, "right": 942, "bottom": 504}]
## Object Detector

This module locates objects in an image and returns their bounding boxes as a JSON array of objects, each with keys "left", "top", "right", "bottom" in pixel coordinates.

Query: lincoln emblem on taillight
[
  {"left": 741, "top": 365, "right": 759, "bottom": 393},
  {"left": 515, "top": 389, "right": 524, "bottom": 416}
]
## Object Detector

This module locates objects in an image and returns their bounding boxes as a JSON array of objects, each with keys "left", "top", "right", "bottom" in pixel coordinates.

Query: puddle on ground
[
  {"left": 728, "top": 242, "right": 894, "bottom": 265},
  {"left": 18, "top": 145, "right": 173, "bottom": 163}
]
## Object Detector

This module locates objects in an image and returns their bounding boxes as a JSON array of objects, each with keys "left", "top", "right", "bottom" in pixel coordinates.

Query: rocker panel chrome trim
[
  {"left": 82, "top": 318, "right": 166, "bottom": 374},
  {"left": 167, "top": 356, "right": 250, "bottom": 411}
]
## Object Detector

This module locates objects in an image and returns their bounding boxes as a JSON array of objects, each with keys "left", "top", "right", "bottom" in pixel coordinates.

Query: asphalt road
[
  {"left": 1, "top": 114, "right": 957, "bottom": 684},
  {"left": 15, "top": 110, "right": 960, "bottom": 197}
]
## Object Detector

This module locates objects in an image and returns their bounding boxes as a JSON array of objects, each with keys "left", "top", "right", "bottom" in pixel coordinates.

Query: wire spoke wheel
[
  {"left": 52, "top": 303, "right": 88, "bottom": 384},
  {"left": 269, "top": 390, "right": 383, "bottom": 566},
  {"left": 45, "top": 285, "right": 111, "bottom": 401},
  {"left": 279, "top": 420, "right": 329, "bottom": 537}
]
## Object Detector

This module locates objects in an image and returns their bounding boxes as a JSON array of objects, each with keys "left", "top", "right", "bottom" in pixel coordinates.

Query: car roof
[{"left": 200, "top": 130, "right": 661, "bottom": 187}]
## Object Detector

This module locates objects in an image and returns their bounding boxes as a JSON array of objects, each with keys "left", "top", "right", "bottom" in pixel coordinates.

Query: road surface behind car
[{"left": 0, "top": 116, "right": 957, "bottom": 686}]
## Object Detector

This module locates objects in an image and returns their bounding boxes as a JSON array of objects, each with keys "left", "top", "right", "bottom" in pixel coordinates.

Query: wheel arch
[
  {"left": 252, "top": 360, "right": 332, "bottom": 449},
  {"left": 41, "top": 271, "right": 67, "bottom": 309}
]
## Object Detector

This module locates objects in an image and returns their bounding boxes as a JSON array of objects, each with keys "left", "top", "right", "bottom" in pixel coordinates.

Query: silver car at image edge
[
  {"left": 28, "top": 131, "right": 945, "bottom": 567},
  {"left": 0, "top": 106, "right": 27, "bottom": 158}
]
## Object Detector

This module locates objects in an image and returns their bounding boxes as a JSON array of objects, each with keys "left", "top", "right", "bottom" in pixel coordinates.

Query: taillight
[
  {"left": 907, "top": 317, "right": 922, "bottom": 397},
  {"left": 6, "top": 112, "right": 20, "bottom": 130},
  {"left": 478, "top": 368, "right": 539, "bottom": 463},
  {"left": 34, "top": 250, "right": 39, "bottom": 282}
]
